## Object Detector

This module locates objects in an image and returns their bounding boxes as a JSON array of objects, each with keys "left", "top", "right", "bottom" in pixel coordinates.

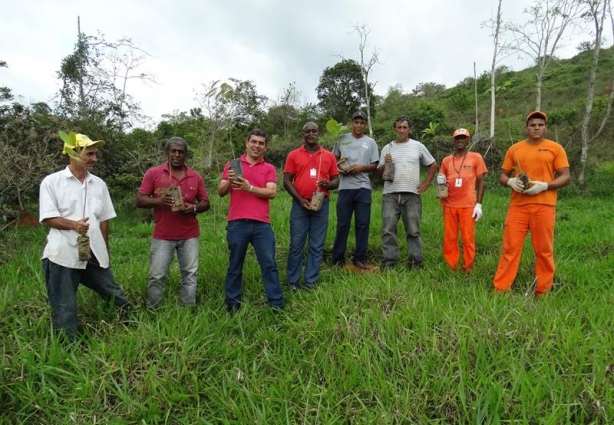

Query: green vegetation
[{"left": 2, "top": 168, "right": 613, "bottom": 423}]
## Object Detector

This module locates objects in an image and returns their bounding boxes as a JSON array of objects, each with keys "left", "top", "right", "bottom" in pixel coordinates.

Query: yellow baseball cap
[{"left": 62, "top": 133, "right": 105, "bottom": 155}]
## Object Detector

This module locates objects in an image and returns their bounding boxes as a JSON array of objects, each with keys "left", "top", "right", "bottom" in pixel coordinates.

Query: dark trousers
[
  {"left": 332, "top": 188, "right": 372, "bottom": 264},
  {"left": 43, "top": 258, "right": 131, "bottom": 340}
]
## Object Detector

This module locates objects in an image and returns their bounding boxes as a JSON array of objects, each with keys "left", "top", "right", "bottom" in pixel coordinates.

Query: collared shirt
[
  {"left": 138, "top": 162, "right": 208, "bottom": 240},
  {"left": 222, "top": 154, "right": 277, "bottom": 224},
  {"left": 283, "top": 145, "right": 339, "bottom": 199},
  {"left": 39, "top": 166, "right": 116, "bottom": 269}
]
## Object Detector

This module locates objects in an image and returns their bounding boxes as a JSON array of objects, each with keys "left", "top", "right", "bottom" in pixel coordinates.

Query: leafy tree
[
  {"left": 0, "top": 60, "right": 13, "bottom": 102},
  {"left": 262, "top": 82, "right": 301, "bottom": 140},
  {"left": 195, "top": 79, "right": 268, "bottom": 173},
  {"left": 411, "top": 82, "right": 446, "bottom": 98},
  {"left": 316, "top": 59, "right": 374, "bottom": 123}
]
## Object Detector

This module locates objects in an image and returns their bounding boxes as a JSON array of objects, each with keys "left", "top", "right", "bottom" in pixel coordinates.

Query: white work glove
[
  {"left": 507, "top": 177, "right": 524, "bottom": 193},
  {"left": 472, "top": 203, "right": 483, "bottom": 222},
  {"left": 524, "top": 181, "right": 548, "bottom": 196},
  {"left": 436, "top": 173, "right": 446, "bottom": 184}
]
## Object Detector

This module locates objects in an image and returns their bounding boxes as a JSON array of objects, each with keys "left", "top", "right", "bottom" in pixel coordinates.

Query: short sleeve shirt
[
  {"left": 379, "top": 139, "right": 436, "bottom": 194},
  {"left": 138, "top": 162, "right": 208, "bottom": 240},
  {"left": 333, "top": 133, "right": 379, "bottom": 190},
  {"left": 222, "top": 154, "right": 277, "bottom": 223},
  {"left": 501, "top": 139, "right": 569, "bottom": 206},
  {"left": 439, "top": 152, "right": 487, "bottom": 208},
  {"left": 40, "top": 167, "right": 116, "bottom": 269},
  {"left": 283, "top": 145, "right": 339, "bottom": 199}
]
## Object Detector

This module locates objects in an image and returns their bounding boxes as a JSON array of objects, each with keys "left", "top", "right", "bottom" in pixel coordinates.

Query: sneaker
[
  {"left": 288, "top": 283, "right": 299, "bottom": 291},
  {"left": 303, "top": 282, "right": 316, "bottom": 291}
]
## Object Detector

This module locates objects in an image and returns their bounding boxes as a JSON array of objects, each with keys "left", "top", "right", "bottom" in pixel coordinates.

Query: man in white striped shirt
[{"left": 378, "top": 116, "right": 438, "bottom": 269}]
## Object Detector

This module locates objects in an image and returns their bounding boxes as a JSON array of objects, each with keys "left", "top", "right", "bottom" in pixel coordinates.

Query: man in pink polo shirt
[
  {"left": 136, "top": 137, "right": 209, "bottom": 309},
  {"left": 283, "top": 122, "right": 339, "bottom": 290},
  {"left": 218, "top": 129, "right": 284, "bottom": 313}
]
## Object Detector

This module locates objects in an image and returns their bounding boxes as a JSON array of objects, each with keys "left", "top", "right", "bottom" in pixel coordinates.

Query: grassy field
[{"left": 1, "top": 171, "right": 614, "bottom": 424}]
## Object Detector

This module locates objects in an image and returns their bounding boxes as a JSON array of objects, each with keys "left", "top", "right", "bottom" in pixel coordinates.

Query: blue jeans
[
  {"left": 287, "top": 197, "right": 329, "bottom": 285},
  {"left": 43, "top": 258, "right": 131, "bottom": 340},
  {"left": 148, "top": 237, "right": 199, "bottom": 308},
  {"left": 332, "top": 188, "right": 372, "bottom": 264},
  {"left": 224, "top": 220, "right": 284, "bottom": 308},
  {"left": 382, "top": 193, "right": 423, "bottom": 266}
]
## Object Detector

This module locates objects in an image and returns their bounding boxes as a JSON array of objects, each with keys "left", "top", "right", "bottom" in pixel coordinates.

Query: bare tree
[
  {"left": 505, "top": 0, "right": 584, "bottom": 110},
  {"left": 483, "top": 0, "right": 516, "bottom": 138},
  {"left": 274, "top": 82, "right": 301, "bottom": 140},
  {"left": 337, "top": 24, "right": 382, "bottom": 137},
  {"left": 578, "top": 0, "right": 614, "bottom": 185},
  {"left": 58, "top": 16, "right": 156, "bottom": 129}
]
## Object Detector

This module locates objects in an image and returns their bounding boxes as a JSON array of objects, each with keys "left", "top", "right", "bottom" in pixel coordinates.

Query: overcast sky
[{"left": 2, "top": 0, "right": 600, "bottom": 127}]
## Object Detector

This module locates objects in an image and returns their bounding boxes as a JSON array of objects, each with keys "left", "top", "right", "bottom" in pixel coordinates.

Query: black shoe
[
  {"left": 407, "top": 261, "right": 424, "bottom": 270},
  {"left": 303, "top": 282, "right": 316, "bottom": 291},
  {"left": 288, "top": 283, "right": 299, "bottom": 291},
  {"left": 353, "top": 260, "right": 368, "bottom": 270},
  {"left": 227, "top": 304, "right": 240, "bottom": 315}
]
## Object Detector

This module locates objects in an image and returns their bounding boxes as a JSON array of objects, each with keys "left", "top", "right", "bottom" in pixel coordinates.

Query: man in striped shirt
[{"left": 378, "top": 116, "right": 438, "bottom": 269}]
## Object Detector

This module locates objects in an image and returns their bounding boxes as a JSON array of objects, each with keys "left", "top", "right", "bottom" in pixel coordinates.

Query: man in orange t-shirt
[
  {"left": 493, "top": 111, "right": 570, "bottom": 296},
  {"left": 437, "top": 128, "right": 487, "bottom": 272}
]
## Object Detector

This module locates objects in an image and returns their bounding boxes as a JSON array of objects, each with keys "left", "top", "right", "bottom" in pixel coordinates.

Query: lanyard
[{"left": 452, "top": 153, "right": 467, "bottom": 178}]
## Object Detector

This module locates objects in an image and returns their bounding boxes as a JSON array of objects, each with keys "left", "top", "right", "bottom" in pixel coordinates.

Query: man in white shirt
[
  {"left": 378, "top": 116, "right": 438, "bottom": 269},
  {"left": 39, "top": 133, "right": 132, "bottom": 341}
]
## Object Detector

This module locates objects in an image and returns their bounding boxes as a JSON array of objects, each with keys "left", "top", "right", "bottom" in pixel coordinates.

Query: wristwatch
[{"left": 193, "top": 205, "right": 197, "bottom": 214}]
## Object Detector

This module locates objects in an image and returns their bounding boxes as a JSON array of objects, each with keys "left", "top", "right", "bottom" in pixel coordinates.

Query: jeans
[
  {"left": 332, "top": 188, "right": 372, "bottom": 264},
  {"left": 287, "top": 197, "right": 329, "bottom": 285},
  {"left": 43, "top": 258, "right": 131, "bottom": 340},
  {"left": 382, "top": 192, "right": 423, "bottom": 266},
  {"left": 224, "top": 220, "right": 284, "bottom": 308},
  {"left": 148, "top": 237, "right": 199, "bottom": 308}
]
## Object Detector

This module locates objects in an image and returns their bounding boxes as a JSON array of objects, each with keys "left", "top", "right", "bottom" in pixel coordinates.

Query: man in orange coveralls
[
  {"left": 493, "top": 111, "right": 570, "bottom": 296},
  {"left": 436, "top": 128, "right": 487, "bottom": 272}
]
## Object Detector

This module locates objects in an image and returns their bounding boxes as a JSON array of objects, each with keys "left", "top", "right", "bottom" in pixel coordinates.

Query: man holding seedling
[
  {"left": 493, "top": 111, "right": 570, "bottom": 296},
  {"left": 283, "top": 122, "right": 339, "bottom": 290},
  {"left": 331, "top": 110, "right": 379, "bottom": 271},
  {"left": 437, "top": 128, "right": 487, "bottom": 272},
  {"left": 137, "top": 137, "right": 209, "bottom": 309},
  {"left": 218, "top": 130, "right": 284, "bottom": 313},
  {"left": 40, "top": 132, "right": 132, "bottom": 342},
  {"left": 378, "top": 116, "right": 438, "bottom": 269}
]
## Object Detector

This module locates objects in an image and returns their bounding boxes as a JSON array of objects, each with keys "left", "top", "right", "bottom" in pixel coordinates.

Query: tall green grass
[{"left": 1, "top": 172, "right": 613, "bottom": 424}]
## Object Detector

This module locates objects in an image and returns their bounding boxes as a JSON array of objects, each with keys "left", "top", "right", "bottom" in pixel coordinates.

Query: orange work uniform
[
  {"left": 493, "top": 139, "right": 569, "bottom": 295},
  {"left": 439, "top": 152, "right": 487, "bottom": 271}
]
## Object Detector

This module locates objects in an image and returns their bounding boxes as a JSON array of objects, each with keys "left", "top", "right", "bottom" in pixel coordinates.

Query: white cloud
[{"left": 1, "top": 0, "right": 601, "bottom": 126}]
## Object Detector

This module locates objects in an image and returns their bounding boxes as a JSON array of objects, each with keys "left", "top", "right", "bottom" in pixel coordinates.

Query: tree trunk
[
  {"left": 578, "top": 0, "right": 607, "bottom": 186},
  {"left": 490, "top": 0, "right": 503, "bottom": 139},
  {"left": 474, "top": 62, "right": 479, "bottom": 135}
]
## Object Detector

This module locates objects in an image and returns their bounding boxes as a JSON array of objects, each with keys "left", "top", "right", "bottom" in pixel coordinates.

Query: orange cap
[
  {"left": 452, "top": 128, "right": 470, "bottom": 139},
  {"left": 526, "top": 111, "right": 547, "bottom": 123}
]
